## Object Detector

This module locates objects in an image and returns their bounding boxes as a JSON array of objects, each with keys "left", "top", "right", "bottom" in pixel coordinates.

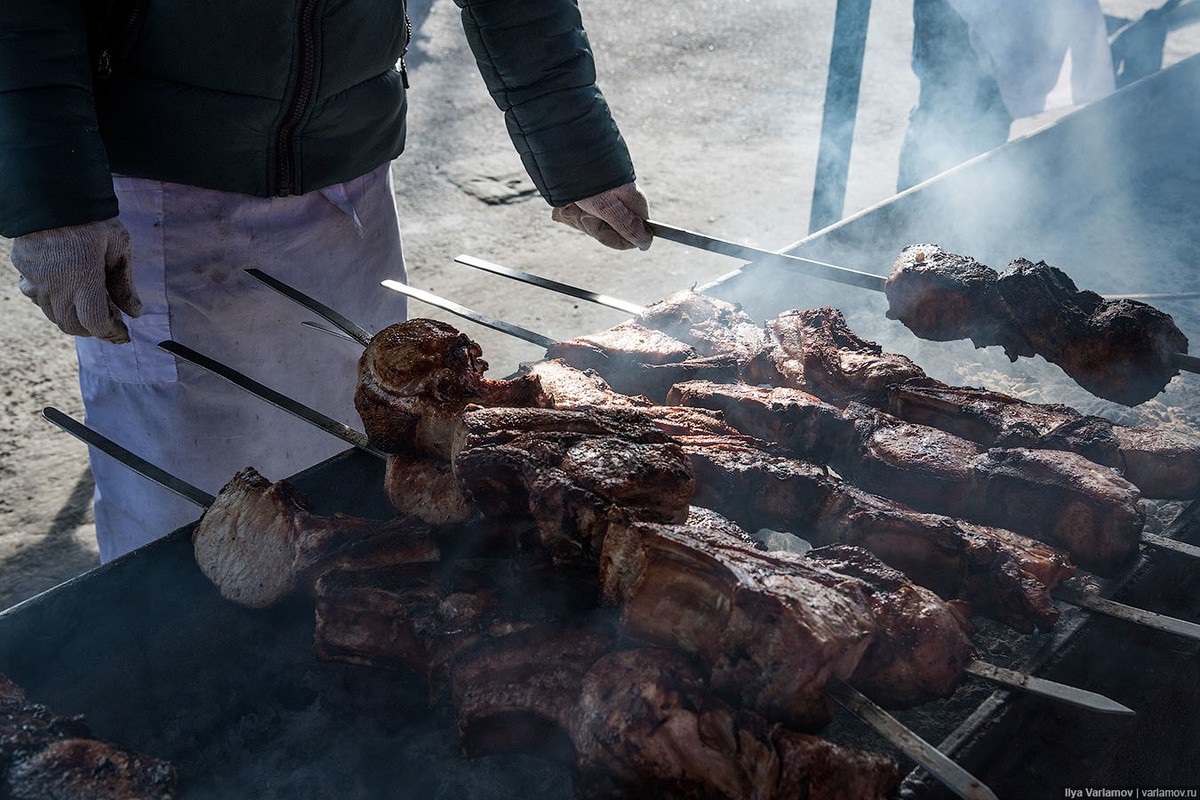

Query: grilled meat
[
  {"left": 449, "top": 621, "right": 615, "bottom": 760},
  {"left": 807, "top": 545, "right": 974, "bottom": 707},
  {"left": 0, "top": 675, "right": 179, "bottom": 800},
  {"left": 885, "top": 245, "right": 1189, "bottom": 405},
  {"left": 356, "top": 319, "right": 550, "bottom": 457},
  {"left": 453, "top": 406, "right": 695, "bottom": 566},
  {"left": 545, "top": 321, "right": 739, "bottom": 402},
  {"left": 384, "top": 453, "right": 475, "bottom": 526},
  {"left": 449, "top": 629, "right": 899, "bottom": 800},
  {"left": 522, "top": 358, "right": 652, "bottom": 409},
  {"left": 669, "top": 381, "right": 1144, "bottom": 575},
  {"left": 519, "top": 357, "right": 1069, "bottom": 629},
  {"left": 635, "top": 289, "right": 772, "bottom": 373},
  {"left": 571, "top": 648, "right": 899, "bottom": 800},
  {"left": 600, "top": 516, "right": 873, "bottom": 729},
  {"left": 678, "top": 432, "right": 1070, "bottom": 631},
  {"left": 765, "top": 306, "right": 929, "bottom": 406},
  {"left": 885, "top": 244, "right": 1033, "bottom": 355},
  {"left": 193, "top": 467, "right": 439, "bottom": 608},
  {"left": 314, "top": 557, "right": 597, "bottom": 701},
  {"left": 772, "top": 306, "right": 1200, "bottom": 498}
]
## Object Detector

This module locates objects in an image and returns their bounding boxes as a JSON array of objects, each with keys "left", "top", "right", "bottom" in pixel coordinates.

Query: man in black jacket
[{"left": 1, "top": 0, "right": 650, "bottom": 559}]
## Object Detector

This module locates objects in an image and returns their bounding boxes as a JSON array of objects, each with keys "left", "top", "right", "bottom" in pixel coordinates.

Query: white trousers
[{"left": 77, "top": 163, "right": 407, "bottom": 562}]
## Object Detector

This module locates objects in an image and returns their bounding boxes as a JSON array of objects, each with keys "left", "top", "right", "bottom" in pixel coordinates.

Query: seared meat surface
[
  {"left": 774, "top": 305, "right": 1200, "bottom": 498},
  {"left": 807, "top": 545, "right": 974, "bottom": 707},
  {"left": 384, "top": 453, "right": 475, "bottom": 526},
  {"left": 671, "top": 381, "right": 1144, "bottom": 575},
  {"left": 600, "top": 517, "right": 875, "bottom": 729},
  {"left": 885, "top": 245, "right": 1188, "bottom": 405},
  {"left": 0, "top": 675, "right": 179, "bottom": 800},
  {"left": 885, "top": 244, "right": 1033, "bottom": 355},
  {"left": 677, "top": 432, "right": 1070, "bottom": 631},
  {"left": 572, "top": 648, "right": 899, "bottom": 800},
  {"left": 522, "top": 358, "right": 651, "bottom": 409},
  {"left": 764, "top": 307, "right": 927, "bottom": 406},
  {"left": 545, "top": 321, "right": 739, "bottom": 402},
  {"left": 356, "top": 319, "right": 550, "bottom": 457},
  {"left": 453, "top": 406, "right": 695, "bottom": 566},
  {"left": 997, "top": 258, "right": 1188, "bottom": 406},
  {"left": 635, "top": 289, "right": 771, "bottom": 374},
  {"left": 193, "top": 467, "right": 439, "bottom": 607}
]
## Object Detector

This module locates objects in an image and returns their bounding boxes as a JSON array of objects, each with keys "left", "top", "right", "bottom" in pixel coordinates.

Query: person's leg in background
[
  {"left": 897, "top": 0, "right": 1013, "bottom": 191},
  {"left": 77, "top": 163, "right": 407, "bottom": 561}
]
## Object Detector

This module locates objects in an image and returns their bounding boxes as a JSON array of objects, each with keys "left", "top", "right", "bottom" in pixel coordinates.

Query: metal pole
[{"left": 809, "top": 0, "right": 872, "bottom": 233}]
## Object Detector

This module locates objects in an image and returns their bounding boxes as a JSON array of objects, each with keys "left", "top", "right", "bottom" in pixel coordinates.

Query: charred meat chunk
[
  {"left": 193, "top": 467, "right": 439, "bottom": 608},
  {"left": 0, "top": 674, "right": 179, "bottom": 800},
  {"left": 356, "top": 319, "right": 549, "bottom": 457},
  {"left": 885, "top": 246, "right": 1188, "bottom": 405},
  {"left": 545, "top": 321, "right": 739, "bottom": 402}
]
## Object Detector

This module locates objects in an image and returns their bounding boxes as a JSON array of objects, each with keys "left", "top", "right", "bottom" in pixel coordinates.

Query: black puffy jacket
[{"left": 0, "top": 0, "right": 635, "bottom": 237}]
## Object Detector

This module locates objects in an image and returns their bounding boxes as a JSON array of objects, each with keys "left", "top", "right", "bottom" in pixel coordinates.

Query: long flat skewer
[
  {"left": 41, "top": 407, "right": 215, "bottom": 507},
  {"left": 828, "top": 680, "right": 998, "bottom": 800}
]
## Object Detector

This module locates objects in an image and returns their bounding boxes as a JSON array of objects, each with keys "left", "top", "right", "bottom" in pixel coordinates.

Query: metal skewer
[
  {"left": 828, "top": 680, "right": 999, "bottom": 800},
  {"left": 41, "top": 407, "right": 216, "bottom": 507}
]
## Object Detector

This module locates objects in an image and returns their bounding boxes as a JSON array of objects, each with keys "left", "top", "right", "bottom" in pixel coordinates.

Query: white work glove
[
  {"left": 11, "top": 218, "right": 142, "bottom": 344},
  {"left": 551, "top": 181, "right": 653, "bottom": 251}
]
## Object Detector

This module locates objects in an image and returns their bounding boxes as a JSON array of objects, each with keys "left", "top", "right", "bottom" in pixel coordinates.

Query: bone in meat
[
  {"left": 774, "top": 306, "right": 1200, "bottom": 499},
  {"left": 0, "top": 675, "right": 179, "bottom": 800},
  {"left": 544, "top": 321, "right": 739, "bottom": 403},
  {"left": 355, "top": 318, "right": 550, "bottom": 457},
  {"left": 669, "top": 381, "right": 1144, "bottom": 576},
  {"left": 193, "top": 467, "right": 439, "bottom": 608}
]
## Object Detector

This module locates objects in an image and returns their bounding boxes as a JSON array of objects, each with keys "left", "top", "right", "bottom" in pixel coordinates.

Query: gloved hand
[
  {"left": 11, "top": 218, "right": 142, "bottom": 344},
  {"left": 551, "top": 181, "right": 653, "bottom": 251}
]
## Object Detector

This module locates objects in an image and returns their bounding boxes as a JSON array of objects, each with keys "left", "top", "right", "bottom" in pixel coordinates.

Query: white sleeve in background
[{"left": 945, "top": 0, "right": 1116, "bottom": 118}]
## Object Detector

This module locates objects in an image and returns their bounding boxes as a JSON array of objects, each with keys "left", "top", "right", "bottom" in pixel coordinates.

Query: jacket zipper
[
  {"left": 275, "top": 0, "right": 322, "bottom": 197},
  {"left": 96, "top": 0, "right": 147, "bottom": 79},
  {"left": 400, "top": 12, "right": 412, "bottom": 89}
]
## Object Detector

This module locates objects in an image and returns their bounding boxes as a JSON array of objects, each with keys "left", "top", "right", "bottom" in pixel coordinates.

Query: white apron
[{"left": 76, "top": 162, "right": 407, "bottom": 561}]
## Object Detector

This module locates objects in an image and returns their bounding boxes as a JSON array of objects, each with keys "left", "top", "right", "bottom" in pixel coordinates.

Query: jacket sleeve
[
  {"left": 0, "top": 0, "right": 118, "bottom": 238},
  {"left": 454, "top": 0, "right": 636, "bottom": 207}
]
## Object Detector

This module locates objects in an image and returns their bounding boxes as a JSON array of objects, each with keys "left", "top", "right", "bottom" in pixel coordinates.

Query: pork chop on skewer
[
  {"left": 884, "top": 244, "right": 1189, "bottom": 406},
  {"left": 193, "top": 467, "right": 440, "bottom": 608},
  {"left": 356, "top": 318, "right": 551, "bottom": 457},
  {"left": 668, "top": 380, "right": 1145, "bottom": 576}
]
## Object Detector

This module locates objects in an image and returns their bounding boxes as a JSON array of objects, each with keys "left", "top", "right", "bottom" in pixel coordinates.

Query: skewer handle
[{"left": 40, "top": 408, "right": 215, "bottom": 508}]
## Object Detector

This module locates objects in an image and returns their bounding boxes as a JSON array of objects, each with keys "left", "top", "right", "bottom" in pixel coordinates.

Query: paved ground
[{"left": 2, "top": 0, "right": 1197, "bottom": 609}]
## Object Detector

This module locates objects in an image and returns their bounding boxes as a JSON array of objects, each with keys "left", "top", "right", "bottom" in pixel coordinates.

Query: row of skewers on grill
[{"left": 43, "top": 245, "right": 1200, "bottom": 799}]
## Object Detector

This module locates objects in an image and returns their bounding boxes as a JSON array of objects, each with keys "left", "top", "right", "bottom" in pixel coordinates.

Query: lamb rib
[
  {"left": 767, "top": 305, "right": 1200, "bottom": 499},
  {"left": 193, "top": 467, "right": 440, "bottom": 608},
  {"left": 355, "top": 318, "right": 550, "bottom": 458},
  {"left": 668, "top": 380, "right": 1145, "bottom": 576},
  {"left": 529, "top": 360, "right": 1071, "bottom": 631}
]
